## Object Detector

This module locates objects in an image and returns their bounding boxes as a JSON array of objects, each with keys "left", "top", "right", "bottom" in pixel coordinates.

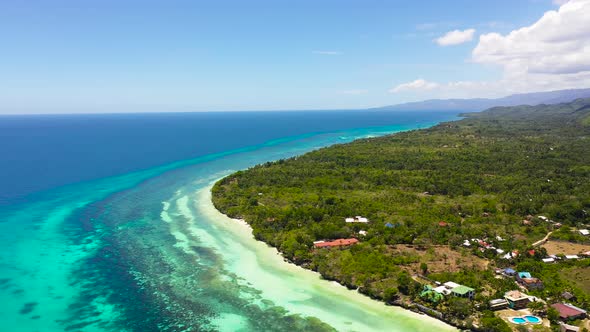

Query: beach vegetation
[{"left": 213, "top": 98, "right": 590, "bottom": 327}]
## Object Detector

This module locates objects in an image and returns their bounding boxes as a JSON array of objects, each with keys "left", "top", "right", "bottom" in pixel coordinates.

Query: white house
[
  {"left": 345, "top": 216, "right": 369, "bottom": 223},
  {"left": 433, "top": 286, "right": 451, "bottom": 295},
  {"left": 579, "top": 229, "right": 589, "bottom": 236},
  {"left": 444, "top": 281, "right": 461, "bottom": 290}
]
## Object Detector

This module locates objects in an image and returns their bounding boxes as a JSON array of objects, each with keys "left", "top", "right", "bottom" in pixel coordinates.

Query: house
[
  {"left": 438, "top": 221, "right": 448, "bottom": 227},
  {"left": 516, "top": 272, "right": 543, "bottom": 290},
  {"left": 345, "top": 216, "right": 369, "bottom": 223},
  {"left": 356, "top": 216, "right": 368, "bottom": 223},
  {"left": 579, "top": 229, "right": 589, "bottom": 236},
  {"left": 478, "top": 240, "right": 489, "bottom": 248},
  {"left": 504, "top": 268, "right": 516, "bottom": 276},
  {"left": 314, "top": 238, "right": 359, "bottom": 248},
  {"left": 463, "top": 240, "right": 471, "bottom": 247},
  {"left": 444, "top": 281, "right": 461, "bottom": 289},
  {"left": 433, "top": 285, "right": 451, "bottom": 295},
  {"left": 551, "top": 303, "right": 587, "bottom": 321},
  {"left": 520, "top": 277, "right": 544, "bottom": 289},
  {"left": 503, "top": 250, "right": 519, "bottom": 260},
  {"left": 538, "top": 215, "right": 549, "bottom": 221},
  {"left": 452, "top": 285, "right": 475, "bottom": 299},
  {"left": 523, "top": 219, "right": 533, "bottom": 226},
  {"left": 489, "top": 298, "right": 509, "bottom": 311},
  {"left": 527, "top": 249, "right": 536, "bottom": 256},
  {"left": 559, "top": 322, "right": 580, "bottom": 332},
  {"left": 384, "top": 222, "right": 394, "bottom": 228},
  {"left": 504, "top": 290, "right": 531, "bottom": 309},
  {"left": 442, "top": 281, "right": 475, "bottom": 299},
  {"left": 358, "top": 230, "right": 367, "bottom": 236},
  {"left": 561, "top": 292, "right": 576, "bottom": 301},
  {"left": 565, "top": 255, "right": 579, "bottom": 260},
  {"left": 542, "top": 257, "right": 555, "bottom": 263}
]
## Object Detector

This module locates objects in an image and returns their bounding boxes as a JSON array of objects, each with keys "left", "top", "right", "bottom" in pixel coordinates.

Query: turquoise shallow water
[{"left": 0, "top": 116, "right": 459, "bottom": 331}]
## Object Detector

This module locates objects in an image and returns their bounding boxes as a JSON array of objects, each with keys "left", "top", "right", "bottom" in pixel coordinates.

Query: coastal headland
[{"left": 212, "top": 99, "right": 590, "bottom": 331}]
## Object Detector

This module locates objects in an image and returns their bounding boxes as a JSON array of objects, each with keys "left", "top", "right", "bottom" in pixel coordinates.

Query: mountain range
[{"left": 375, "top": 88, "right": 590, "bottom": 111}]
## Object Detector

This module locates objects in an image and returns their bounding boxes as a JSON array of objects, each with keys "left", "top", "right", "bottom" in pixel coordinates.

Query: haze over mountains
[{"left": 376, "top": 88, "right": 590, "bottom": 111}]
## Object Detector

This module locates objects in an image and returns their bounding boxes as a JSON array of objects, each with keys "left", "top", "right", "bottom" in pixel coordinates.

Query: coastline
[{"left": 199, "top": 182, "right": 459, "bottom": 331}]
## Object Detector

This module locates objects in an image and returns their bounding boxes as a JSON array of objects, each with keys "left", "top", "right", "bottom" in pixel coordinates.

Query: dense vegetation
[{"left": 213, "top": 99, "right": 590, "bottom": 329}]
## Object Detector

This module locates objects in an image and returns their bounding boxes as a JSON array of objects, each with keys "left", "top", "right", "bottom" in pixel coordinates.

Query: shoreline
[{"left": 199, "top": 182, "right": 460, "bottom": 331}]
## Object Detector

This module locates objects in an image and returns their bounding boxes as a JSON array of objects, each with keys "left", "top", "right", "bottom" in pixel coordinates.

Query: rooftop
[
  {"left": 314, "top": 238, "right": 359, "bottom": 248},
  {"left": 505, "top": 290, "right": 530, "bottom": 301},
  {"left": 521, "top": 277, "right": 542, "bottom": 285},
  {"left": 452, "top": 285, "right": 475, "bottom": 295},
  {"left": 345, "top": 216, "right": 369, "bottom": 223},
  {"left": 490, "top": 298, "right": 508, "bottom": 305},
  {"left": 551, "top": 303, "right": 587, "bottom": 319},
  {"left": 433, "top": 286, "right": 451, "bottom": 295},
  {"left": 562, "top": 292, "right": 575, "bottom": 300},
  {"left": 444, "top": 281, "right": 461, "bottom": 289}
]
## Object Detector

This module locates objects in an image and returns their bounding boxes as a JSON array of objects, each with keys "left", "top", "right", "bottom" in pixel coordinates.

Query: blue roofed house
[{"left": 504, "top": 268, "right": 516, "bottom": 276}]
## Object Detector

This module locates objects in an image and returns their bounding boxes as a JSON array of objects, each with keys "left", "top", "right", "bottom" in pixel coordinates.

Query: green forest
[{"left": 212, "top": 99, "right": 590, "bottom": 329}]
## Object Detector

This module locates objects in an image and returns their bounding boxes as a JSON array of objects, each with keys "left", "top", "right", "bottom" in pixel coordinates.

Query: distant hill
[{"left": 375, "top": 88, "right": 590, "bottom": 111}]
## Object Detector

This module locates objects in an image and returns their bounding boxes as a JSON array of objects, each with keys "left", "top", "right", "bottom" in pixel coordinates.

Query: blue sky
[{"left": 1, "top": 0, "right": 587, "bottom": 113}]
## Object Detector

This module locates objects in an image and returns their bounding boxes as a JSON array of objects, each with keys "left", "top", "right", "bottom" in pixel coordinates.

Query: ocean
[{"left": 0, "top": 110, "right": 460, "bottom": 332}]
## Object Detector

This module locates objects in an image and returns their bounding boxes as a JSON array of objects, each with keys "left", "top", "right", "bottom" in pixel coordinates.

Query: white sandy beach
[{"left": 192, "top": 182, "right": 458, "bottom": 332}]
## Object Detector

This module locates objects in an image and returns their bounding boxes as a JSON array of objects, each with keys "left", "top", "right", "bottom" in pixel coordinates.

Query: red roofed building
[
  {"left": 528, "top": 249, "right": 536, "bottom": 256},
  {"left": 314, "top": 238, "right": 359, "bottom": 248},
  {"left": 551, "top": 303, "right": 587, "bottom": 321},
  {"left": 438, "top": 221, "right": 448, "bottom": 227}
]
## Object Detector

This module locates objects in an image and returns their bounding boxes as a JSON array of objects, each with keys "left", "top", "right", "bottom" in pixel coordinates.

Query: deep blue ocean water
[
  {"left": 1, "top": 110, "right": 456, "bottom": 205},
  {"left": 0, "top": 110, "right": 461, "bottom": 332}
]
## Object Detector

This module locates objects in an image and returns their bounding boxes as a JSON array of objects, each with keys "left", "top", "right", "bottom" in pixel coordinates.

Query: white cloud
[
  {"left": 473, "top": 0, "right": 590, "bottom": 76},
  {"left": 312, "top": 50, "right": 342, "bottom": 55},
  {"left": 435, "top": 29, "right": 475, "bottom": 46},
  {"left": 497, "top": 0, "right": 590, "bottom": 80},
  {"left": 390, "top": 0, "right": 590, "bottom": 98},
  {"left": 553, "top": 0, "right": 570, "bottom": 5},
  {"left": 389, "top": 79, "right": 439, "bottom": 93}
]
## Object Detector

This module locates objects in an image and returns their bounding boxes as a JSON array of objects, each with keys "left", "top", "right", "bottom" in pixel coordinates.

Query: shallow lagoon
[{"left": 0, "top": 112, "right": 459, "bottom": 331}]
